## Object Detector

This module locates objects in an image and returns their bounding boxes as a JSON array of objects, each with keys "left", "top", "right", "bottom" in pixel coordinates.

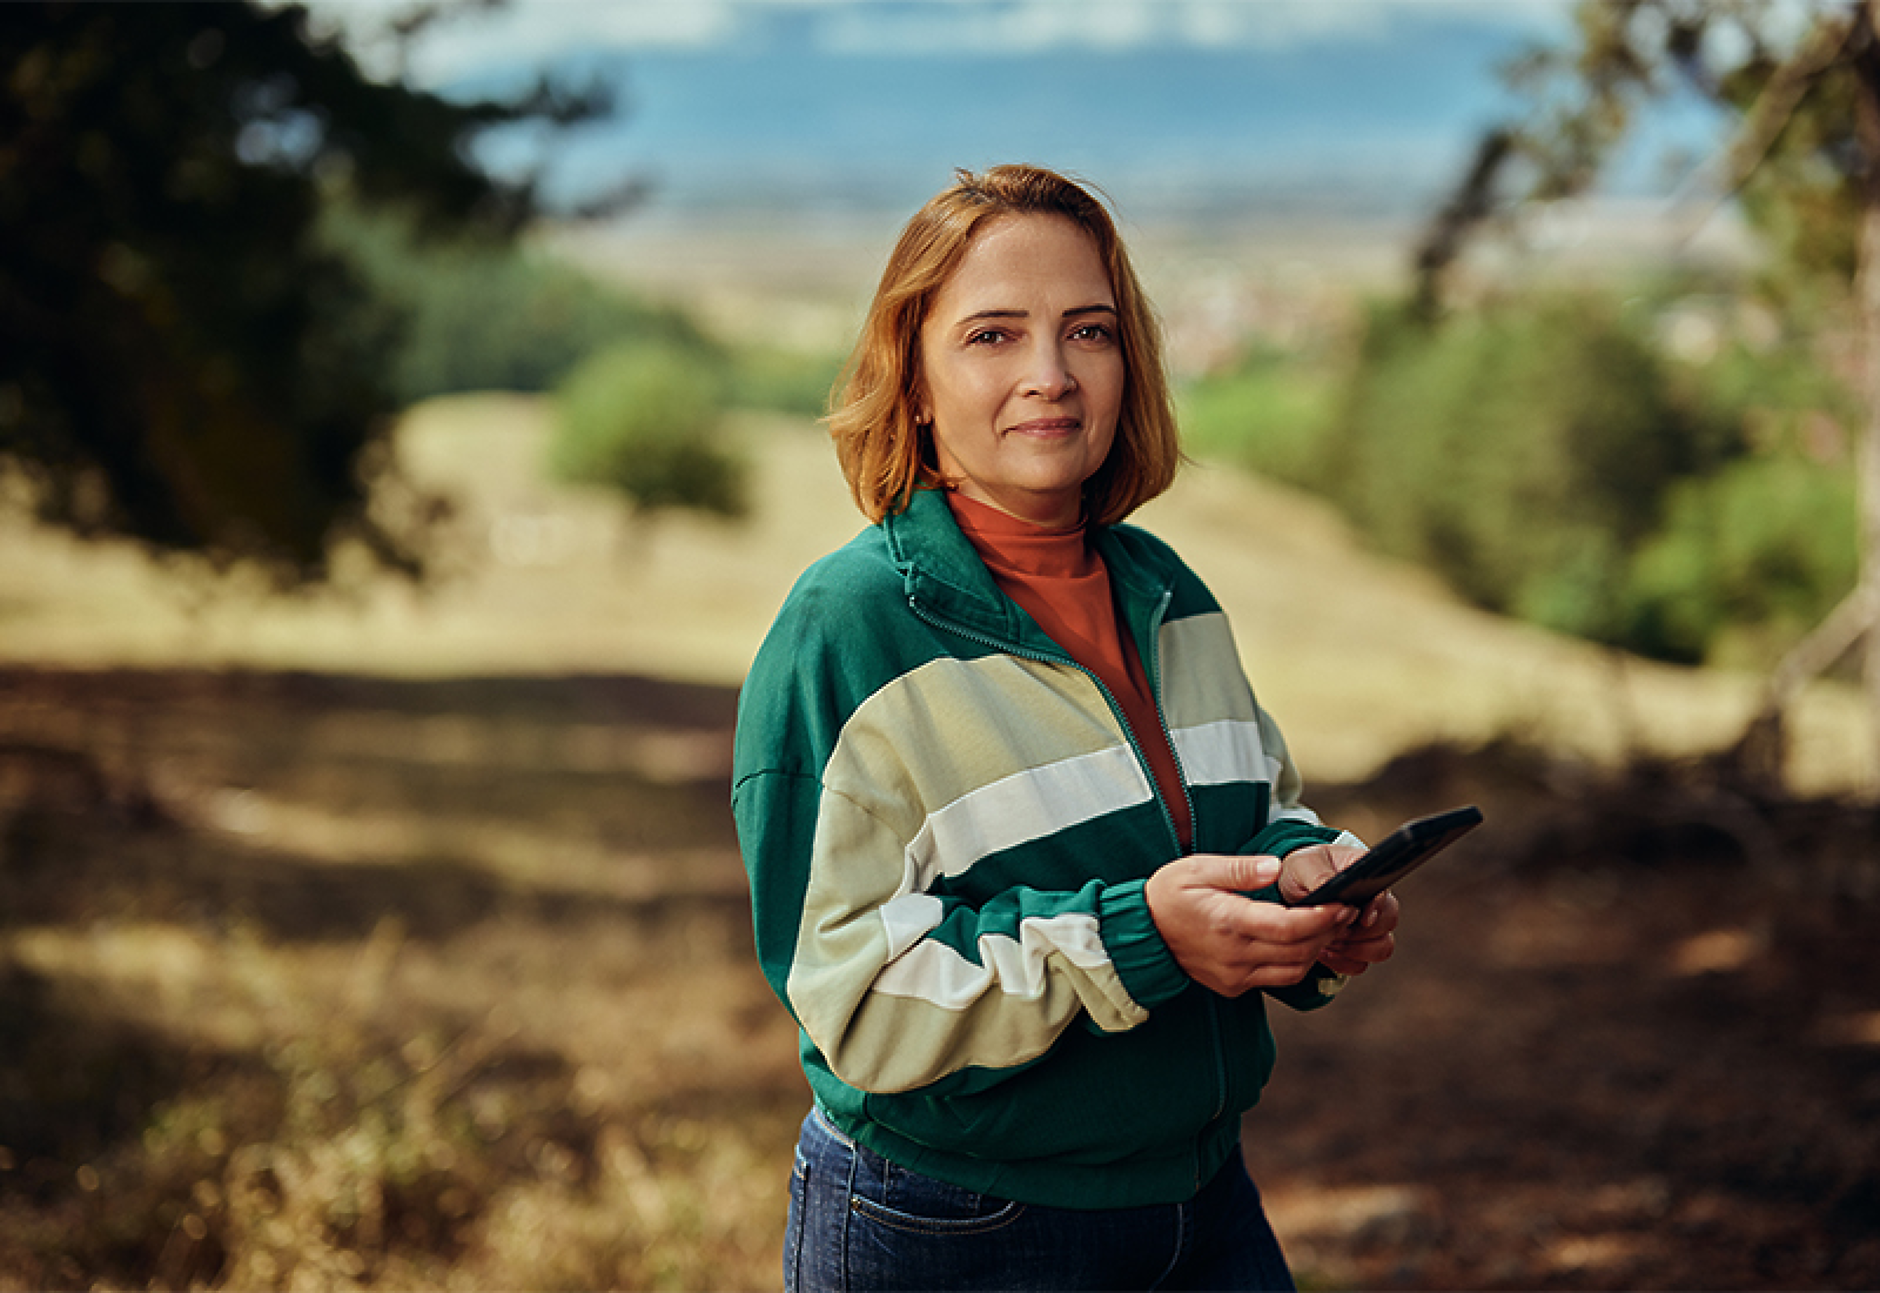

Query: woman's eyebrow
[
  {"left": 953, "top": 303, "right": 1117, "bottom": 326},
  {"left": 955, "top": 308, "right": 1029, "bottom": 325}
]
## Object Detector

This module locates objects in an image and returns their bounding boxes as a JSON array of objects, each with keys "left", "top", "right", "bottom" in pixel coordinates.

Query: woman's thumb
[{"left": 1204, "top": 852, "right": 1281, "bottom": 893}]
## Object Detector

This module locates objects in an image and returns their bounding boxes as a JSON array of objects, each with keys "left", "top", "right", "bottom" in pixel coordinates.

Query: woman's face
[{"left": 917, "top": 214, "right": 1123, "bottom": 528}]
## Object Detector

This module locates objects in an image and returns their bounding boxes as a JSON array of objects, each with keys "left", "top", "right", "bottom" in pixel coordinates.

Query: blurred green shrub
[
  {"left": 1324, "top": 293, "right": 1740, "bottom": 645},
  {"left": 1191, "top": 290, "right": 1860, "bottom": 667},
  {"left": 322, "top": 206, "right": 718, "bottom": 405},
  {"left": 1177, "top": 350, "right": 1339, "bottom": 488},
  {"left": 1624, "top": 453, "right": 1858, "bottom": 666},
  {"left": 726, "top": 345, "right": 847, "bottom": 419},
  {"left": 324, "top": 203, "right": 839, "bottom": 426},
  {"left": 549, "top": 342, "right": 749, "bottom": 523}
]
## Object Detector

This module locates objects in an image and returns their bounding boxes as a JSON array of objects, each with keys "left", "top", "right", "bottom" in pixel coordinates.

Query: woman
[{"left": 732, "top": 164, "right": 1400, "bottom": 1292}]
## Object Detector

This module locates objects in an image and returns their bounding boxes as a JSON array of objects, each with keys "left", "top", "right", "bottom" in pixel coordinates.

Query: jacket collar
[{"left": 882, "top": 487, "right": 1178, "bottom": 656}]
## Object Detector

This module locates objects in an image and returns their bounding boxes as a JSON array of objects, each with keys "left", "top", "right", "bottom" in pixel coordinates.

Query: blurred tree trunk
[
  {"left": 1851, "top": 0, "right": 1880, "bottom": 790},
  {"left": 1740, "top": 5, "right": 1880, "bottom": 793}
]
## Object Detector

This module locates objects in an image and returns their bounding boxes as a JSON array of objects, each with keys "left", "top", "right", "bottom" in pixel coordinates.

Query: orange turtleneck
[{"left": 946, "top": 490, "right": 1193, "bottom": 851}]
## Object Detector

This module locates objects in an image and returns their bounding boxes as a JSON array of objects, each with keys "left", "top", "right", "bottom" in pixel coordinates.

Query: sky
[
  {"left": 302, "top": 0, "right": 1721, "bottom": 225},
  {"left": 311, "top": 0, "right": 1577, "bottom": 73}
]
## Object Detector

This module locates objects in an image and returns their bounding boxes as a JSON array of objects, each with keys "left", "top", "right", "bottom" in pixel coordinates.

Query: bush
[
  {"left": 1308, "top": 289, "right": 1862, "bottom": 665},
  {"left": 726, "top": 345, "right": 847, "bottom": 419},
  {"left": 549, "top": 342, "right": 748, "bottom": 523},
  {"left": 1324, "top": 294, "right": 1742, "bottom": 644},
  {"left": 1177, "top": 353, "right": 1339, "bottom": 488},
  {"left": 320, "top": 205, "right": 719, "bottom": 405},
  {"left": 1622, "top": 453, "right": 1859, "bottom": 666}
]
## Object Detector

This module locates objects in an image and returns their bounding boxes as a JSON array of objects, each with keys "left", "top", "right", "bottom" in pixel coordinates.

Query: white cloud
[
  {"left": 298, "top": 0, "right": 1574, "bottom": 85},
  {"left": 818, "top": 0, "right": 1572, "bottom": 57},
  {"left": 296, "top": 0, "right": 756, "bottom": 83},
  {"left": 400, "top": 3, "right": 739, "bottom": 84}
]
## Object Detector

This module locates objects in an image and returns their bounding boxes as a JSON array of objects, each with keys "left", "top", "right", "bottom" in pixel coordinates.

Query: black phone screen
[{"left": 1289, "top": 805, "right": 1484, "bottom": 908}]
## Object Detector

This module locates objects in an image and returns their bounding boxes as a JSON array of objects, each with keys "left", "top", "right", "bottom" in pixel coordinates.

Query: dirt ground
[
  {"left": 1, "top": 664, "right": 1878, "bottom": 1290},
  {"left": 1252, "top": 742, "right": 1880, "bottom": 1291}
]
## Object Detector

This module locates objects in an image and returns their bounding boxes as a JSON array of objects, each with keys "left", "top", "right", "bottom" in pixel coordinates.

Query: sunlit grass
[
  {"left": 0, "top": 639, "right": 802, "bottom": 1289},
  {"left": 1, "top": 391, "right": 1866, "bottom": 793},
  {"left": 2, "top": 910, "right": 797, "bottom": 1290},
  {"left": 0, "top": 671, "right": 802, "bottom": 1289}
]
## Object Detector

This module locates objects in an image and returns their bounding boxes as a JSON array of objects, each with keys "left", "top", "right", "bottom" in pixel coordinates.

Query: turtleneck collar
[{"left": 944, "top": 489, "right": 1095, "bottom": 581}]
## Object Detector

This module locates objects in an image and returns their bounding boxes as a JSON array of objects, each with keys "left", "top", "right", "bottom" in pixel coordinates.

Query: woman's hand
[
  {"left": 1276, "top": 842, "right": 1401, "bottom": 977},
  {"left": 1144, "top": 853, "right": 1360, "bottom": 997}
]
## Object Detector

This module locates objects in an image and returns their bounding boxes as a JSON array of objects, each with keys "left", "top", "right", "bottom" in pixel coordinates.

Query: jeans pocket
[{"left": 847, "top": 1159, "right": 1025, "bottom": 1237}]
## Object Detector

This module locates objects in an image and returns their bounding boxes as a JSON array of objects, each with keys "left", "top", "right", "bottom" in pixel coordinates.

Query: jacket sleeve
[
  {"left": 1222, "top": 703, "right": 1366, "bottom": 1013},
  {"left": 734, "top": 760, "right": 1189, "bottom": 1095},
  {"left": 1239, "top": 704, "right": 1356, "bottom": 858}
]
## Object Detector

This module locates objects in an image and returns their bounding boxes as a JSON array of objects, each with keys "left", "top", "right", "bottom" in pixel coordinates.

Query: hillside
[
  {"left": 0, "top": 391, "right": 1865, "bottom": 795},
  {"left": 2, "top": 392, "right": 1877, "bottom": 1290}
]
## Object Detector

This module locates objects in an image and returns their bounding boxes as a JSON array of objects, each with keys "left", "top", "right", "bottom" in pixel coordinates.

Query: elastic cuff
[
  {"left": 1242, "top": 819, "right": 1342, "bottom": 860},
  {"left": 1098, "top": 879, "right": 1189, "bottom": 1010},
  {"left": 1265, "top": 964, "right": 1349, "bottom": 1012}
]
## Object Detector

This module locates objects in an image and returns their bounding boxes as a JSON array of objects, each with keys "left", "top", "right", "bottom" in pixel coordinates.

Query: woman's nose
[{"left": 1022, "top": 342, "right": 1077, "bottom": 400}]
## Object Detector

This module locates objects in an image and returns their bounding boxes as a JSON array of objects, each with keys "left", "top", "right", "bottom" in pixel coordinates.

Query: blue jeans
[{"left": 784, "top": 1108, "right": 1296, "bottom": 1292}]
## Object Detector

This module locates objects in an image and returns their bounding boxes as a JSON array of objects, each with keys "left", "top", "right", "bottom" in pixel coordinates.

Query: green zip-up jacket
[{"left": 732, "top": 487, "right": 1351, "bottom": 1210}]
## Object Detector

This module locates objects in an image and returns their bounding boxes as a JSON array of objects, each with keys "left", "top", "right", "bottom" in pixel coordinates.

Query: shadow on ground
[{"left": 1, "top": 666, "right": 1877, "bottom": 1289}]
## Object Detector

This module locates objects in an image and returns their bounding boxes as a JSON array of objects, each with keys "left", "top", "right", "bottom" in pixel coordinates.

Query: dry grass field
[
  {"left": 3, "top": 393, "right": 1867, "bottom": 792},
  {"left": 1, "top": 392, "right": 1877, "bottom": 1290}
]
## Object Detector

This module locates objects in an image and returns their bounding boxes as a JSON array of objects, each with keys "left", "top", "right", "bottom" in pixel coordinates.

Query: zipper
[
  {"left": 906, "top": 590, "right": 1187, "bottom": 857},
  {"left": 1135, "top": 586, "right": 1197, "bottom": 856},
  {"left": 1130, "top": 586, "right": 1229, "bottom": 1130},
  {"left": 909, "top": 582, "right": 1230, "bottom": 1140}
]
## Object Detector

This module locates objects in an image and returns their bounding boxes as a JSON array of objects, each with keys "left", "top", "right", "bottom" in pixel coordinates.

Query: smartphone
[{"left": 1287, "top": 805, "right": 1484, "bottom": 908}]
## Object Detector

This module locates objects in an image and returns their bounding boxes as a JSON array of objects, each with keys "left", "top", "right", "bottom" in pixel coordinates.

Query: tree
[
  {"left": 0, "top": 1, "right": 627, "bottom": 583},
  {"left": 1416, "top": 0, "right": 1880, "bottom": 789}
]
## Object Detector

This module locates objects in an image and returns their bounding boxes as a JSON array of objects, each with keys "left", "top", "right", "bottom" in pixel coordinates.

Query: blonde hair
[{"left": 828, "top": 165, "right": 1181, "bottom": 524}]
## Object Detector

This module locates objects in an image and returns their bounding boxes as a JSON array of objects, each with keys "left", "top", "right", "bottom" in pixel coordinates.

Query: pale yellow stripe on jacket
[
  {"left": 787, "top": 654, "right": 1154, "bottom": 1093},
  {"left": 821, "top": 652, "right": 1141, "bottom": 835},
  {"left": 1159, "top": 612, "right": 1321, "bottom": 825},
  {"left": 1157, "top": 611, "right": 1260, "bottom": 735},
  {"left": 907, "top": 745, "right": 1152, "bottom": 889}
]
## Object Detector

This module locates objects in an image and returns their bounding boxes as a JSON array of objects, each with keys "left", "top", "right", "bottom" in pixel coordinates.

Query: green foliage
[
  {"left": 0, "top": 1, "right": 618, "bottom": 583},
  {"left": 322, "top": 205, "right": 719, "bottom": 404},
  {"left": 1176, "top": 352, "right": 1339, "bottom": 488},
  {"left": 726, "top": 345, "right": 847, "bottom": 418},
  {"left": 323, "top": 203, "right": 848, "bottom": 424},
  {"left": 1618, "top": 323, "right": 1859, "bottom": 665},
  {"left": 1398, "top": 1, "right": 1873, "bottom": 671},
  {"left": 1317, "top": 287, "right": 1858, "bottom": 665},
  {"left": 1326, "top": 294, "right": 1737, "bottom": 643},
  {"left": 1712, "top": 30, "right": 1865, "bottom": 299},
  {"left": 550, "top": 342, "right": 749, "bottom": 522},
  {"left": 1625, "top": 454, "right": 1858, "bottom": 666}
]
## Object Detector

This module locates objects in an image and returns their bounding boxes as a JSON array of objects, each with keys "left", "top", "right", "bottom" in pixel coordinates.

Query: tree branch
[
  {"left": 1763, "top": 583, "right": 1875, "bottom": 716},
  {"left": 1674, "top": 9, "right": 1857, "bottom": 240}
]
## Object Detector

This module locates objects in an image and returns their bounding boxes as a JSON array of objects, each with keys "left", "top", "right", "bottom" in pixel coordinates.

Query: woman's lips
[{"left": 1005, "top": 416, "right": 1081, "bottom": 435}]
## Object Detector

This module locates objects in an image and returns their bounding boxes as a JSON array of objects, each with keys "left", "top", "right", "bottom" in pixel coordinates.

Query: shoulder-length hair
[{"left": 827, "top": 164, "right": 1182, "bottom": 525}]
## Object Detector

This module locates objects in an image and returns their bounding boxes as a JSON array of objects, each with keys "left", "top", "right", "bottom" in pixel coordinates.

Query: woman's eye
[
  {"left": 1070, "top": 323, "right": 1114, "bottom": 343},
  {"left": 966, "top": 328, "right": 1008, "bottom": 346}
]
